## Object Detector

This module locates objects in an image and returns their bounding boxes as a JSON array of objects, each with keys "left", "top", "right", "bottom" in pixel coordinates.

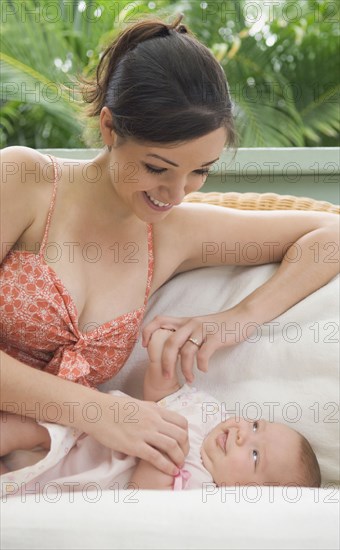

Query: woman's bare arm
[
  {"left": 142, "top": 207, "right": 339, "bottom": 380},
  {"left": 0, "top": 350, "right": 189, "bottom": 476},
  {"left": 0, "top": 350, "right": 93, "bottom": 428}
]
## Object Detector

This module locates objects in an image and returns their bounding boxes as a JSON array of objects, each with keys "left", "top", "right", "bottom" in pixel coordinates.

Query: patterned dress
[{"left": 0, "top": 154, "right": 155, "bottom": 387}]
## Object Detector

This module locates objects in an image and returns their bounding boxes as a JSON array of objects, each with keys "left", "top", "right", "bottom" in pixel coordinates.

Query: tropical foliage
[{"left": 1, "top": 0, "right": 339, "bottom": 148}]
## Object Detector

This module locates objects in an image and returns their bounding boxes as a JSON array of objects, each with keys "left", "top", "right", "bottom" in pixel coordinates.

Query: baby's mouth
[{"left": 217, "top": 430, "right": 228, "bottom": 453}]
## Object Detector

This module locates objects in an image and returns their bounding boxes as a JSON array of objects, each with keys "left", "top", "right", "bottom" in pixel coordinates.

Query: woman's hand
[
  {"left": 79, "top": 391, "right": 189, "bottom": 477},
  {"left": 142, "top": 306, "right": 257, "bottom": 383}
]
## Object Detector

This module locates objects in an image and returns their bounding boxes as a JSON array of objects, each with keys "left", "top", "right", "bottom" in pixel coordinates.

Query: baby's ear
[{"left": 147, "top": 329, "right": 174, "bottom": 363}]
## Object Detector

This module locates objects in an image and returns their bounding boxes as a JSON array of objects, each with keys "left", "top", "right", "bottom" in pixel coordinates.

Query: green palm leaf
[{"left": 1, "top": 0, "right": 338, "bottom": 148}]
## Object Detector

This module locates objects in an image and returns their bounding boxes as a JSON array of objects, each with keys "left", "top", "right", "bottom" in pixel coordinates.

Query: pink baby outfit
[
  {"left": 0, "top": 385, "right": 221, "bottom": 497},
  {"left": 0, "top": 155, "right": 154, "bottom": 387}
]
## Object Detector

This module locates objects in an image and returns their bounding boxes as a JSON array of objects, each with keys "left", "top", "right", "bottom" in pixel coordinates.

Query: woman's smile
[{"left": 142, "top": 190, "right": 173, "bottom": 211}]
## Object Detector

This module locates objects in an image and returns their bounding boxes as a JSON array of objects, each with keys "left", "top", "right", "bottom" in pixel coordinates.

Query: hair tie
[
  {"left": 169, "top": 12, "right": 187, "bottom": 34},
  {"left": 157, "top": 25, "right": 170, "bottom": 38},
  {"left": 176, "top": 24, "right": 187, "bottom": 34}
]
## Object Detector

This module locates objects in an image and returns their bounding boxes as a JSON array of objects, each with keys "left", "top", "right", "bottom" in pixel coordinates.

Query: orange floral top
[{"left": 0, "top": 155, "right": 154, "bottom": 388}]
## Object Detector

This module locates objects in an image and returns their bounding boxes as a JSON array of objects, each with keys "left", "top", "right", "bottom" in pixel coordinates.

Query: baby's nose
[{"left": 235, "top": 426, "right": 255, "bottom": 446}]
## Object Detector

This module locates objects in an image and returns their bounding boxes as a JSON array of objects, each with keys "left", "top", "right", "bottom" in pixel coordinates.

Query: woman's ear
[{"left": 99, "top": 106, "right": 115, "bottom": 150}]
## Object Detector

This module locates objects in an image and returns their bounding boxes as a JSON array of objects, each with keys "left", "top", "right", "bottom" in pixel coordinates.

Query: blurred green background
[{"left": 1, "top": 0, "right": 339, "bottom": 149}]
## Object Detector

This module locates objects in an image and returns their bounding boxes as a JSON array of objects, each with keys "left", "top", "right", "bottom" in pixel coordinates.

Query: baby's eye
[
  {"left": 253, "top": 421, "right": 258, "bottom": 431},
  {"left": 252, "top": 450, "right": 258, "bottom": 467}
]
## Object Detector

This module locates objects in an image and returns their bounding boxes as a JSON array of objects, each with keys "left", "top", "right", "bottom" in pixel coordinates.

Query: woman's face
[{"left": 100, "top": 107, "right": 227, "bottom": 221}]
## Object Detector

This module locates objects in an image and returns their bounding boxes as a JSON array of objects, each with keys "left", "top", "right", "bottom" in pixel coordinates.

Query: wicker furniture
[{"left": 183, "top": 191, "right": 339, "bottom": 214}]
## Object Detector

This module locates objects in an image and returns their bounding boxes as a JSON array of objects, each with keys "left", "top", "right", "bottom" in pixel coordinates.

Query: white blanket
[{"left": 1, "top": 488, "right": 339, "bottom": 549}]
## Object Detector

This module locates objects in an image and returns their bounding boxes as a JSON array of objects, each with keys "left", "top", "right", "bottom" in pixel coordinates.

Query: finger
[
  {"left": 147, "top": 432, "right": 187, "bottom": 470},
  {"left": 138, "top": 443, "right": 180, "bottom": 476},
  {"left": 142, "top": 317, "right": 180, "bottom": 347},
  {"left": 147, "top": 328, "right": 175, "bottom": 363},
  {"left": 178, "top": 343, "right": 197, "bottom": 383},
  {"left": 158, "top": 409, "right": 189, "bottom": 456},
  {"left": 160, "top": 408, "right": 189, "bottom": 434},
  {"left": 162, "top": 329, "right": 204, "bottom": 381},
  {"left": 161, "top": 328, "right": 197, "bottom": 378},
  {"left": 159, "top": 415, "right": 190, "bottom": 457},
  {"left": 196, "top": 339, "right": 217, "bottom": 373}
]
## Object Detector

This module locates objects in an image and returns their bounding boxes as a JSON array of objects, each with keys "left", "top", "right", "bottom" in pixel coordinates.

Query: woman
[{"left": 0, "top": 14, "right": 338, "bottom": 478}]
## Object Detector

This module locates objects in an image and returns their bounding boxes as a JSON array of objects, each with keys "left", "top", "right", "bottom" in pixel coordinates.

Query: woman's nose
[
  {"left": 165, "top": 186, "right": 186, "bottom": 205},
  {"left": 163, "top": 178, "right": 203, "bottom": 204}
]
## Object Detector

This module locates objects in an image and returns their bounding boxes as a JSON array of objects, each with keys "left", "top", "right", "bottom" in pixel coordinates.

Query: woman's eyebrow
[{"left": 145, "top": 153, "right": 219, "bottom": 167}]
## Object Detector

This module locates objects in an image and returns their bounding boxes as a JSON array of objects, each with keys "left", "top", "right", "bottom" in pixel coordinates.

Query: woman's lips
[
  {"left": 217, "top": 431, "right": 228, "bottom": 453},
  {"left": 142, "top": 191, "right": 173, "bottom": 211}
]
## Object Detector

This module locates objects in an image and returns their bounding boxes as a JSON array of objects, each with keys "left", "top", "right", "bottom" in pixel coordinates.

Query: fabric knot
[
  {"left": 72, "top": 335, "right": 87, "bottom": 350},
  {"left": 56, "top": 342, "right": 91, "bottom": 385},
  {"left": 172, "top": 468, "right": 191, "bottom": 490}
]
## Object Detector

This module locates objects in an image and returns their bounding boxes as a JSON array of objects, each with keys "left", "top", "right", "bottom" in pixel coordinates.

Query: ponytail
[{"left": 77, "top": 13, "right": 237, "bottom": 149}]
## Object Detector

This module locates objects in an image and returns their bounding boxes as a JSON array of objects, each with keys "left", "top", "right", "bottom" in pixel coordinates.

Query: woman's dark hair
[{"left": 78, "top": 13, "right": 237, "bottom": 150}]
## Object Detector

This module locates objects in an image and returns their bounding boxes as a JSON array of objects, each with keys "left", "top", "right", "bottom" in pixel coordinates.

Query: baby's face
[{"left": 200, "top": 417, "right": 302, "bottom": 486}]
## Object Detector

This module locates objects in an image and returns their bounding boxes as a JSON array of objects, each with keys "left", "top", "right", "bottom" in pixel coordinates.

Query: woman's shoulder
[
  {"left": 155, "top": 200, "right": 205, "bottom": 236},
  {"left": 0, "top": 147, "right": 54, "bottom": 262},
  {"left": 2, "top": 145, "right": 50, "bottom": 165},
  {"left": 1, "top": 146, "right": 54, "bottom": 188},
  {"left": 158, "top": 199, "right": 223, "bottom": 232},
  {"left": 152, "top": 201, "right": 217, "bottom": 271}
]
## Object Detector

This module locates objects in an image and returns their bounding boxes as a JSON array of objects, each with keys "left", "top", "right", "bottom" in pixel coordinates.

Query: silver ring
[{"left": 187, "top": 337, "right": 201, "bottom": 348}]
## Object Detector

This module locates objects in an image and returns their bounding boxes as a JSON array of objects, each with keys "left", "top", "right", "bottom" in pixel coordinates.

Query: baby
[
  {"left": 0, "top": 329, "right": 321, "bottom": 495},
  {"left": 130, "top": 329, "right": 321, "bottom": 489}
]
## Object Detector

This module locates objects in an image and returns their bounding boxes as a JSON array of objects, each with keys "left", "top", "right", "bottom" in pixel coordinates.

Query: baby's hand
[{"left": 144, "top": 329, "right": 181, "bottom": 401}]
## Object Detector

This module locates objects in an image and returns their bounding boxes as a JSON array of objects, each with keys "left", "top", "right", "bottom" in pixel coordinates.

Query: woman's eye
[
  {"left": 253, "top": 421, "right": 258, "bottom": 431},
  {"left": 144, "top": 164, "right": 210, "bottom": 176},
  {"left": 195, "top": 169, "right": 210, "bottom": 176},
  {"left": 145, "top": 164, "right": 166, "bottom": 174}
]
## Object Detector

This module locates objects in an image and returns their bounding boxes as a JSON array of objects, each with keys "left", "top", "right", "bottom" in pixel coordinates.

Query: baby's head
[{"left": 200, "top": 417, "right": 321, "bottom": 487}]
